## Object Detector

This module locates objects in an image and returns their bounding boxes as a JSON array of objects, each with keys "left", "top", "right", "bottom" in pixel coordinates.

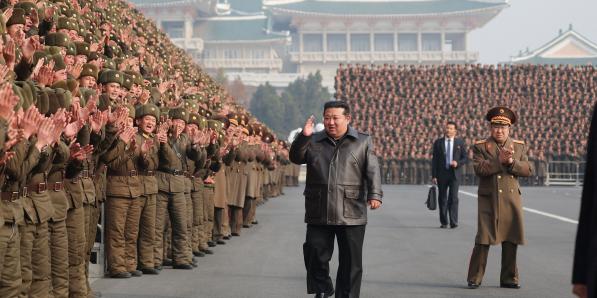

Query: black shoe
[
  {"left": 231, "top": 232, "right": 240, "bottom": 236},
  {"left": 207, "top": 241, "right": 216, "bottom": 247},
  {"left": 130, "top": 270, "right": 143, "bottom": 277},
  {"left": 314, "top": 289, "right": 334, "bottom": 298},
  {"left": 251, "top": 221, "right": 258, "bottom": 225},
  {"left": 192, "top": 258, "right": 198, "bottom": 268},
  {"left": 154, "top": 265, "right": 163, "bottom": 271},
  {"left": 223, "top": 236, "right": 231, "bottom": 240},
  {"left": 216, "top": 239, "right": 226, "bottom": 245},
  {"left": 141, "top": 268, "right": 160, "bottom": 275},
  {"left": 500, "top": 283, "right": 521, "bottom": 289},
  {"left": 467, "top": 282, "right": 480, "bottom": 289},
  {"left": 440, "top": 225, "right": 448, "bottom": 229},
  {"left": 162, "top": 258, "right": 173, "bottom": 266},
  {"left": 173, "top": 264, "right": 193, "bottom": 270},
  {"left": 109, "top": 272, "right": 131, "bottom": 278},
  {"left": 450, "top": 224, "right": 458, "bottom": 229},
  {"left": 201, "top": 248, "right": 213, "bottom": 254},
  {"left": 193, "top": 251, "right": 205, "bottom": 257},
  {"left": 243, "top": 224, "right": 251, "bottom": 228}
]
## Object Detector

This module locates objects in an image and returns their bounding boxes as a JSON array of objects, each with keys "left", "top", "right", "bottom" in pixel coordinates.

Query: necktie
[{"left": 446, "top": 139, "right": 452, "bottom": 169}]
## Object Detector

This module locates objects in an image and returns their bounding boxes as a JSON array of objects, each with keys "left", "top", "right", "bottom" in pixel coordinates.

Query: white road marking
[{"left": 459, "top": 190, "right": 579, "bottom": 225}]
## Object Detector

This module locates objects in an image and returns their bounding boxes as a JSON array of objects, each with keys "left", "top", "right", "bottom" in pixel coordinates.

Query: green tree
[{"left": 250, "top": 83, "right": 284, "bottom": 134}]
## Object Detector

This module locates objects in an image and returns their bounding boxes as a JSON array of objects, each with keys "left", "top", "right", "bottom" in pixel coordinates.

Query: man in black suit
[
  {"left": 432, "top": 121, "right": 467, "bottom": 229},
  {"left": 572, "top": 105, "right": 597, "bottom": 298}
]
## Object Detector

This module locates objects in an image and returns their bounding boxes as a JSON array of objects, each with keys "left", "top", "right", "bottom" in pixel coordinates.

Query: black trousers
[
  {"left": 438, "top": 176, "right": 459, "bottom": 226},
  {"left": 303, "top": 224, "right": 366, "bottom": 298}
]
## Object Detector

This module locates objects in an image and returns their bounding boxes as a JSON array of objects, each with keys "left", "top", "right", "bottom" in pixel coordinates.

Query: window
[
  {"left": 374, "top": 33, "right": 394, "bottom": 52},
  {"left": 445, "top": 33, "right": 466, "bottom": 51},
  {"left": 351, "top": 34, "right": 370, "bottom": 52},
  {"left": 224, "top": 49, "right": 239, "bottom": 59},
  {"left": 398, "top": 33, "right": 417, "bottom": 51},
  {"left": 303, "top": 34, "right": 323, "bottom": 52},
  {"left": 251, "top": 49, "right": 265, "bottom": 59},
  {"left": 327, "top": 34, "right": 347, "bottom": 51},
  {"left": 422, "top": 33, "right": 441, "bottom": 51},
  {"left": 162, "top": 21, "right": 184, "bottom": 39}
]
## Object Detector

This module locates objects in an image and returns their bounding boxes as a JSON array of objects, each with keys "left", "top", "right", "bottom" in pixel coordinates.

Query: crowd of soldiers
[
  {"left": 335, "top": 63, "right": 594, "bottom": 185},
  {"left": 0, "top": 0, "right": 301, "bottom": 297}
]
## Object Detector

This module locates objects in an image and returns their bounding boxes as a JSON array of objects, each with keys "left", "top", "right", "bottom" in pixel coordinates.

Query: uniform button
[
  {"left": 510, "top": 189, "right": 514, "bottom": 193},
  {"left": 499, "top": 189, "right": 502, "bottom": 193},
  {"left": 498, "top": 175, "right": 501, "bottom": 179}
]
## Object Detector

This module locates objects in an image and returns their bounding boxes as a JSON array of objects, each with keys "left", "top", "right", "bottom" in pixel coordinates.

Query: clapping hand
[{"left": 499, "top": 144, "right": 514, "bottom": 165}]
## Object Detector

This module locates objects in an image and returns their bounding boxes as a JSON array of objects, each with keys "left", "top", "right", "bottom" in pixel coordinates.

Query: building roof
[
  {"left": 195, "top": 15, "right": 288, "bottom": 43},
  {"left": 228, "top": 0, "right": 264, "bottom": 13},
  {"left": 511, "top": 26, "right": 597, "bottom": 65},
  {"left": 264, "top": 0, "right": 507, "bottom": 17}
]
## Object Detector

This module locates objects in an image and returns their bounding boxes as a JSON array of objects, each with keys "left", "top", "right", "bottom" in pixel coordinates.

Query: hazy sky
[{"left": 469, "top": 0, "right": 597, "bottom": 64}]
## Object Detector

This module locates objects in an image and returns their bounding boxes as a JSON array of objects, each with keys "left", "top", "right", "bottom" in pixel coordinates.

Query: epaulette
[
  {"left": 474, "top": 140, "right": 486, "bottom": 145},
  {"left": 513, "top": 139, "right": 525, "bottom": 145}
]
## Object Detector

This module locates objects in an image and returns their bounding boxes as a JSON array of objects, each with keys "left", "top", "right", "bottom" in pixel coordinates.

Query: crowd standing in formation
[
  {"left": 0, "top": 0, "right": 301, "bottom": 297},
  {"left": 335, "top": 63, "right": 595, "bottom": 185}
]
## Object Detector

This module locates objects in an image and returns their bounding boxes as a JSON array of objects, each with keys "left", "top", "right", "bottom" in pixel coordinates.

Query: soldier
[
  {"left": 466, "top": 107, "right": 533, "bottom": 290},
  {"left": 390, "top": 159, "right": 399, "bottom": 184},
  {"left": 134, "top": 103, "right": 161, "bottom": 275},
  {"left": 225, "top": 113, "right": 249, "bottom": 237},
  {"left": 154, "top": 107, "right": 201, "bottom": 270}
]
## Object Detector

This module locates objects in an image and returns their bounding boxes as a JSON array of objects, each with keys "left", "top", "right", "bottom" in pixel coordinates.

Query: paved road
[{"left": 92, "top": 185, "right": 581, "bottom": 298}]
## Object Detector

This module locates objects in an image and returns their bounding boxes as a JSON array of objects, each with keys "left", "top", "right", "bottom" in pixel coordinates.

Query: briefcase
[{"left": 426, "top": 185, "right": 437, "bottom": 210}]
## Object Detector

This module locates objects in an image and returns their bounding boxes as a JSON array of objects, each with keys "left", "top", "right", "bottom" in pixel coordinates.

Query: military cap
[
  {"left": 48, "top": 88, "right": 73, "bottom": 114},
  {"left": 14, "top": 2, "right": 37, "bottom": 15},
  {"left": 169, "top": 107, "right": 188, "bottom": 123},
  {"left": 262, "top": 133, "right": 274, "bottom": 144},
  {"left": 79, "top": 87, "right": 97, "bottom": 106},
  {"left": 56, "top": 17, "right": 77, "bottom": 31},
  {"left": 45, "top": 32, "right": 70, "bottom": 47},
  {"left": 135, "top": 103, "right": 160, "bottom": 120},
  {"left": 33, "top": 51, "right": 50, "bottom": 66},
  {"left": 65, "top": 42, "right": 77, "bottom": 56},
  {"left": 51, "top": 80, "right": 68, "bottom": 91},
  {"left": 79, "top": 63, "right": 98, "bottom": 80},
  {"left": 98, "top": 70, "right": 123, "bottom": 85},
  {"left": 184, "top": 99, "right": 198, "bottom": 112},
  {"left": 66, "top": 79, "right": 79, "bottom": 95},
  {"left": 51, "top": 54, "right": 66, "bottom": 70},
  {"left": 227, "top": 112, "right": 239, "bottom": 126},
  {"left": 211, "top": 115, "right": 230, "bottom": 130},
  {"left": 188, "top": 113, "right": 207, "bottom": 129},
  {"left": 74, "top": 42, "right": 90, "bottom": 57},
  {"left": 121, "top": 73, "right": 133, "bottom": 90},
  {"left": 6, "top": 8, "right": 26, "bottom": 27},
  {"left": 37, "top": 88, "right": 50, "bottom": 116},
  {"left": 207, "top": 119, "right": 223, "bottom": 131},
  {"left": 103, "top": 59, "right": 116, "bottom": 70},
  {"left": 485, "top": 106, "right": 517, "bottom": 126},
  {"left": 124, "top": 71, "right": 143, "bottom": 86}
]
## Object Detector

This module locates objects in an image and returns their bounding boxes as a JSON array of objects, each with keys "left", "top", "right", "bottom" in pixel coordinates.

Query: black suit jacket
[
  {"left": 431, "top": 137, "right": 467, "bottom": 181},
  {"left": 573, "top": 105, "right": 597, "bottom": 296}
]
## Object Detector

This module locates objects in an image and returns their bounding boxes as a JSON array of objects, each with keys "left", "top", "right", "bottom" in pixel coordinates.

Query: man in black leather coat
[{"left": 290, "top": 101, "right": 383, "bottom": 298}]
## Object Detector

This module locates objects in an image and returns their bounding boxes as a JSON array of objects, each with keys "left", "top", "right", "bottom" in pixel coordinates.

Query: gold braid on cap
[{"left": 491, "top": 115, "right": 511, "bottom": 125}]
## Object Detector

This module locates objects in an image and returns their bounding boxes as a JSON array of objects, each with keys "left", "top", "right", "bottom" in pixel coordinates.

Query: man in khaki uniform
[
  {"left": 225, "top": 113, "right": 249, "bottom": 236},
  {"left": 155, "top": 107, "right": 201, "bottom": 270},
  {"left": 467, "top": 107, "right": 534, "bottom": 290},
  {"left": 135, "top": 103, "right": 161, "bottom": 275},
  {"left": 102, "top": 106, "right": 145, "bottom": 278}
]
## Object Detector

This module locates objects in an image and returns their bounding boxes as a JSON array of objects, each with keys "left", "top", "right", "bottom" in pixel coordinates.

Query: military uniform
[
  {"left": 467, "top": 107, "right": 534, "bottom": 289},
  {"left": 134, "top": 104, "right": 161, "bottom": 274},
  {"left": 155, "top": 108, "right": 200, "bottom": 268}
]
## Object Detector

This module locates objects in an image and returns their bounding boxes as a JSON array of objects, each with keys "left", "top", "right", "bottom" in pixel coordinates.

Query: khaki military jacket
[
  {"left": 103, "top": 139, "right": 143, "bottom": 198},
  {"left": 473, "top": 137, "right": 534, "bottom": 245}
]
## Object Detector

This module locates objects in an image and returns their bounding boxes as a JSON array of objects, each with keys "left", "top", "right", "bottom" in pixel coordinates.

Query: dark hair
[
  {"left": 446, "top": 121, "right": 457, "bottom": 130},
  {"left": 323, "top": 100, "right": 350, "bottom": 116}
]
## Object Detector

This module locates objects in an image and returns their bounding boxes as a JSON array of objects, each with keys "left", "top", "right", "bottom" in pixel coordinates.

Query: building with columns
[{"left": 131, "top": 0, "right": 508, "bottom": 88}]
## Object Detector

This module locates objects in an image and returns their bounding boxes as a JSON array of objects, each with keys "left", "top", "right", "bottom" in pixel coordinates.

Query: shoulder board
[
  {"left": 358, "top": 132, "right": 370, "bottom": 136},
  {"left": 513, "top": 140, "right": 525, "bottom": 145},
  {"left": 474, "top": 140, "right": 486, "bottom": 145}
]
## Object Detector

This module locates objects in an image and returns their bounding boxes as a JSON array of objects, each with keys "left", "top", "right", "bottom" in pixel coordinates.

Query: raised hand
[
  {"left": 3, "top": 37, "right": 16, "bottom": 69},
  {"left": 69, "top": 143, "right": 94, "bottom": 161},
  {"left": 302, "top": 115, "right": 315, "bottom": 137},
  {"left": 68, "top": 63, "right": 84, "bottom": 79},
  {"left": 20, "top": 106, "right": 42, "bottom": 139},
  {"left": 0, "top": 151, "right": 15, "bottom": 166},
  {"left": 63, "top": 119, "right": 83, "bottom": 140},
  {"left": 140, "top": 138, "right": 154, "bottom": 154},
  {"left": 36, "top": 118, "right": 55, "bottom": 150}
]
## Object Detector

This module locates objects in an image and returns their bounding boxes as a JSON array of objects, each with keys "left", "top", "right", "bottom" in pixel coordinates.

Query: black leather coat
[{"left": 289, "top": 127, "right": 383, "bottom": 225}]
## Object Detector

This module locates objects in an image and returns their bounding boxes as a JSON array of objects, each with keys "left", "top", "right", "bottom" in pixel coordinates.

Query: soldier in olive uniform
[
  {"left": 467, "top": 107, "right": 533, "bottom": 290},
  {"left": 134, "top": 104, "right": 161, "bottom": 274},
  {"left": 154, "top": 107, "right": 201, "bottom": 269}
]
